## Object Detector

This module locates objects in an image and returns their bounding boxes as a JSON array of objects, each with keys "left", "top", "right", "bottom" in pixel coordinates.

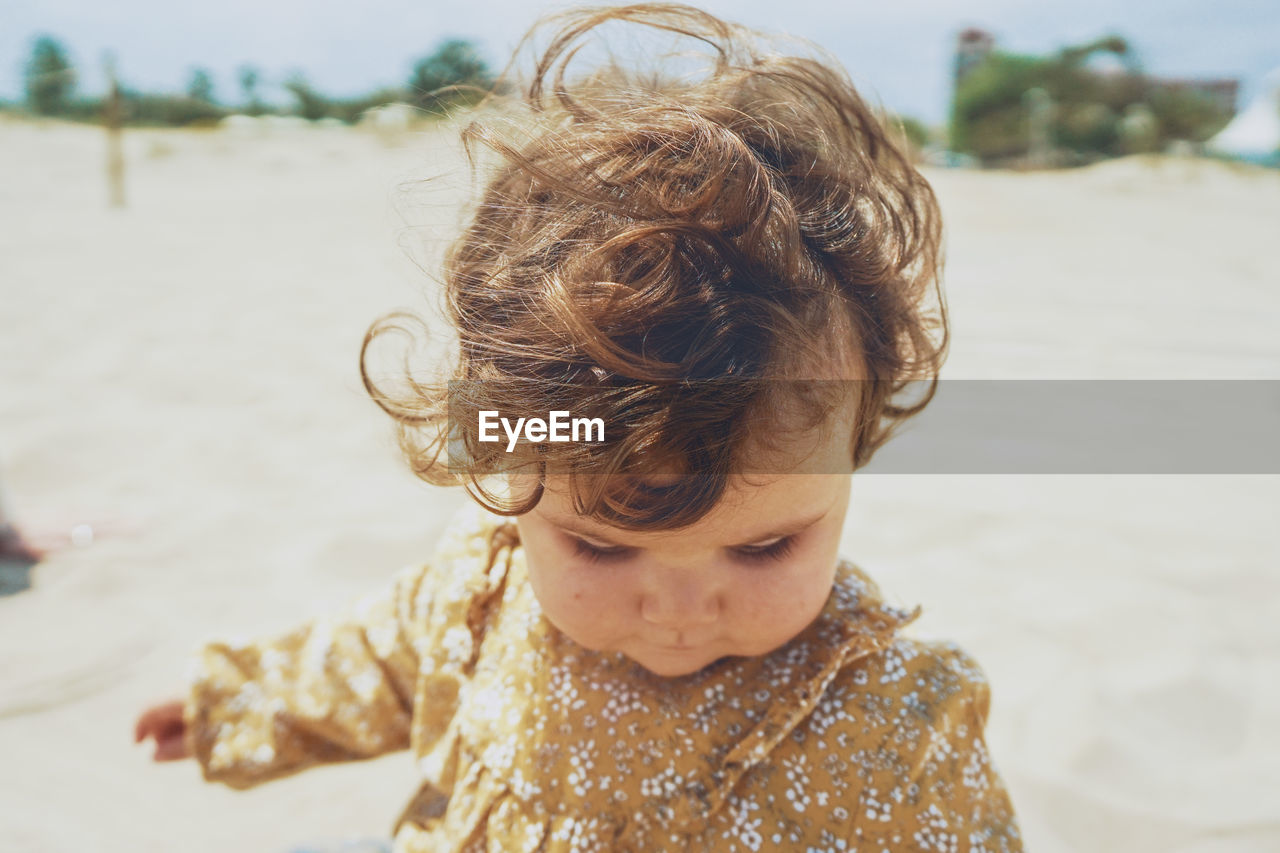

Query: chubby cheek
[
  {"left": 741, "top": 553, "right": 839, "bottom": 643},
  {"left": 524, "top": 550, "right": 630, "bottom": 651},
  {"left": 730, "top": 574, "right": 819, "bottom": 649}
]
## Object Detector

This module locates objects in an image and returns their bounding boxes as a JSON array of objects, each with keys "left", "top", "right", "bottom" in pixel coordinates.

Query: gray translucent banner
[
  {"left": 862, "top": 380, "right": 1279, "bottom": 474},
  {"left": 446, "top": 380, "right": 1280, "bottom": 474}
]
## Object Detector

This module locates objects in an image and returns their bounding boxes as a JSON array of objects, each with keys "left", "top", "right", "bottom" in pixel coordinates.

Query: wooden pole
[{"left": 104, "top": 53, "right": 125, "bottom": 208}]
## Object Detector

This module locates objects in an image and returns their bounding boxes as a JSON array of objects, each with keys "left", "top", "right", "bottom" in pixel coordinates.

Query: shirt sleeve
[
  {"left": 184, "top": 559, "right": 435, "bottom": 789},
  {"left": 848, "top": 639, "right": 1025, "bottom": 852}
]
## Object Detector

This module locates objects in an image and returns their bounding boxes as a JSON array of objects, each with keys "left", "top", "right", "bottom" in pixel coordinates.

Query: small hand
[{"left": 134, "top": 698, "right": 193, "bottom": 762}]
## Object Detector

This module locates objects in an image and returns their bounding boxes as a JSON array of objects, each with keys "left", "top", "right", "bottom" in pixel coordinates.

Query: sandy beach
[{"left": 1, "top": 117, "right": 1277, "bottom": 852}]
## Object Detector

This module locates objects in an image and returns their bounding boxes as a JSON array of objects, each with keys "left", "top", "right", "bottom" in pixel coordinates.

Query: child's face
[{"left": 514, "top": 413, "right": 856, "bottom": 678}]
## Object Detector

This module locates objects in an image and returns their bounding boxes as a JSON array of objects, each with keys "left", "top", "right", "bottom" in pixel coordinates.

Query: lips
[{"left": 649, "top": 632, "right": 714, "bottom": 651}]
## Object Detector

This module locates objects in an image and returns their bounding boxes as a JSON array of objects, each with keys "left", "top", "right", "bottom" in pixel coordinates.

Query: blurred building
[
  {"left": 1145, "top": 77, "right": 1238, "bottom": 115},
  {"left": 950, "top": 28, "right": 1241, "bottom": 164},
  {"left": 953, "top": 29, "right": 1238, "bottom": 112},
  {"left": 954, "top": 28, "right": 996, "bottom": 84}
]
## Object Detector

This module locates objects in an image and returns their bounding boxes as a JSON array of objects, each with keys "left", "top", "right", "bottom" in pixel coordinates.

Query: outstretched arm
[
  {"left": 179, "top": 560, "right": 434, "bottom": 789},
  {"left": 134, "top": 503, "right": 512, "bottom": 789}
]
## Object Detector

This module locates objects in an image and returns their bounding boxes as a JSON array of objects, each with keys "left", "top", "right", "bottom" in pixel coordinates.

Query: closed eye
[
  {"left": 731, "top": 536, "right": 796, "bottom": 564},
  {"left": 568, "top": 534, "right": 797, "bottom": 566},
  {"left": 570, "top": 537, "right": 635, "bottom": 564}
]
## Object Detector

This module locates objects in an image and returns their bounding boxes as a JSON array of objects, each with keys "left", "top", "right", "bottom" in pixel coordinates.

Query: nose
[{"left": 639, "top": 567, "right": 722, "bottom": 630}]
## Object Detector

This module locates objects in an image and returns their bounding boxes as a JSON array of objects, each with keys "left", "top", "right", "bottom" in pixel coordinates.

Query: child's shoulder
[
  {"left": 427, "top": 501, "right": 517, "bottom": 566},
  {"left": 827, "top": 558, "right": 993, "bottom": 718},
  {"left": 374, "top": 502, "right": 517, "bottom": 627},
  {"left": 826, "top": 557, "right": 923, "bottom": 644}
]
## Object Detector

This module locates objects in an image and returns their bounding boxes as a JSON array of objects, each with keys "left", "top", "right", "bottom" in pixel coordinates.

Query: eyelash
[
  {"left": 569, "top": 539, "right": 630, "bottom": 564},
  {"left": 737, "top": 536, "right": 796, "bottom": 563},
  {"left": 569, "top": 536, "right": 796, "bottom": 565}
]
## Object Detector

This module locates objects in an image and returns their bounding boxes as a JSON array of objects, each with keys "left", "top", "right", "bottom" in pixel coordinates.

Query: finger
[
  {"left": 135, "top": 707, "right": 167, "bottom": 741},
  {"left": 134, "top": 710, "right": 154, "bottom": 742},
  {"left": 154, "top": 742, "right": 180, "bottom": 761},
  {"left": 154, "top": 733, "right": 189, "bottom": 762},
  {"left": 153, "top": 737, "right": 184, "bottom": 758},
  {"left": 135, "top": 700, "right": 183, "bottom": 742}
]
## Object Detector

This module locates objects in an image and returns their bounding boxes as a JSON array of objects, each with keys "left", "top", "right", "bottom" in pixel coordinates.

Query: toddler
[{"left": 135, "top": 5, "right": 1023, "bottom": 851}]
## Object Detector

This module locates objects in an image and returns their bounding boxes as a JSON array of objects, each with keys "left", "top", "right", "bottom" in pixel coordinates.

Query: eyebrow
[{"left": 540, "top": 506, "right": 832, "bottom": 549}]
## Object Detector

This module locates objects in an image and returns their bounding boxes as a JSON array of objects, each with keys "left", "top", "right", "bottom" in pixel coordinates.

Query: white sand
[{"left": 1, "top": 119, "right": 1277, "bottom": 852}]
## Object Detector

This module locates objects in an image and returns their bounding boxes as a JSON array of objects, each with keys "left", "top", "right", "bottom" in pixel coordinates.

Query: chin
[
  {"left": 637, "top": 660, "right": 702, "bottom": 678},
  {"left": 633, "top": 651, "right": 722, "bottom": 678}
]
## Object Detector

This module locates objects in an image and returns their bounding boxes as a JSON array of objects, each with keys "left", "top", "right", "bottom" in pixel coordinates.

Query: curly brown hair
[{"left": 361, "top": 3, "right": 947, "bottom": 530}]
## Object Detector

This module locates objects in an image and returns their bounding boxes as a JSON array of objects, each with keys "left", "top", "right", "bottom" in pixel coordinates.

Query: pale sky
[{"left": 3, "top": 0, "right": 1277, "bottom": 124}]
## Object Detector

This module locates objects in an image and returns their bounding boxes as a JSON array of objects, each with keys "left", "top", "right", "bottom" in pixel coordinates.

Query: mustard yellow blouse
[{"left": 186, "top": 503, "right": 1023, "bottom": 852}]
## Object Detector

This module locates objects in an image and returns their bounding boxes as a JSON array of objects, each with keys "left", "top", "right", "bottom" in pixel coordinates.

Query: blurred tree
[
  {"left": 279, "top": 73, "right": 407, "bottom": 124},
  {"left": 952, "top": 35, "right": 1139, "bottom": 162},
  {"left": 238, "top": 65, "right": 264, "bottom": 115},
  {"left": 896, "top": 115, "right": 932, "bottom": 150},
  {"left": 951, "top": 32, "right": 1231, "bottom": 165},
  {"left": 284, "top": 73, "right": 332, "bottom": 120},
  {"left": 1056, "top": 102, "right": 1119, "bottom": 153},
  {"left": 188, "top": 68, "right": 216, "bottom": 104},
  {"left": 24, "top": 35, "right": 76, "bottom": 115},
  {"left": 122, "top": 89, "right": 226, "bottom": 126},
  {"left": 1119, "top": 103, "right": 1159, "bottom": 153},
  {"left": 877, "top": 111, "right": 932, "bottom": 162},
  {"left": 1147, "top": 87, "right": 1232, "bottom": 143},
  {"left": 329, "top": 88, "right": 408, "bottom": 123},
  {"left": 951, "top": 52, "right": 1044, "bottom": 159},
  {"left": 409, "top": 38, "right": 493, "bottom": 113}
]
